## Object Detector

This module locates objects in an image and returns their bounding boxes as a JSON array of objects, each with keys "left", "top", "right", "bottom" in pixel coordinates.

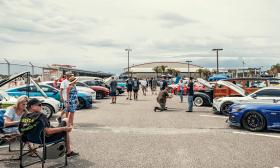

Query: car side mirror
[{"left": 251, "top": 94, "right": 257, "bottom": 99}]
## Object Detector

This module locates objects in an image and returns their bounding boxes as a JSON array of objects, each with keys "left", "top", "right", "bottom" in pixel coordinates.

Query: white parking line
[
  {"left": 233, "top": 131, "right": 280, "bottom": 139},
  {"left": 199, "top": 114, "right": 228, "bottom": 119}
]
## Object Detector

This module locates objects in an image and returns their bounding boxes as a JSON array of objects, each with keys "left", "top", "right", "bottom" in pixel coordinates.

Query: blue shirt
[{"left": 3, "top": 107, "right": 22, "bottom": 134}]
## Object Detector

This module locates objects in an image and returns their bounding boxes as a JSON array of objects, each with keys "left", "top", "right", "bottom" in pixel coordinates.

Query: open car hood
[
  {"left": 197, "top": 78, "right": 213, "bottom": 88},
  {"left": 0, "top": 71, "right": 48, "bottom": 98},
  {"left": 217, "top": 80, "right": 246, "bottom": 96}
]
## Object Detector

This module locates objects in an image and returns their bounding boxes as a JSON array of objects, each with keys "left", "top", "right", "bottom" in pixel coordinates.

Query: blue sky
[{"left": 0, "top": 0, "right": 279, "bottom": 74}]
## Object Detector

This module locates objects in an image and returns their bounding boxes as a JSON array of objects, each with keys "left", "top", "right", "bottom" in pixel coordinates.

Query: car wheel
[
  {"left": 242, "top": 111, "right": 266, "bottom": 132},
  {"left": 41, "top": 103, "right": 54, "bottom": 119},
  {"left": 96, "top": 91, "right": 104, "bottom": 99},
  {"left": 77, "top": 97, "right": 86, "bottom": 110},
  {"left": 220, "top": 102, "right": 233, "bottom": 116},
  {"left": 193, "top": 96, "right": 204, "bottom": 107}
]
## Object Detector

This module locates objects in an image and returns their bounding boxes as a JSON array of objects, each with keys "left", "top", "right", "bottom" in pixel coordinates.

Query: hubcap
[
  {"left": 194, "top": 97, "right": 203, "bottom": 106},
  {"left": 247, "top": 114, "right": 262, "bottom": 128}
]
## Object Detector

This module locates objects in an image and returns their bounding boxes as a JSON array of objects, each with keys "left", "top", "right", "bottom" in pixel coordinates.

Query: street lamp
[
  {"left": 186, "top": 60, "right": 192, "bottom": 77},
  {"left": 212, "top": 48, "right": 223, "bottom": 74},
  {"left": 125, "top": 48, "right": 132, "bottom": 77}
]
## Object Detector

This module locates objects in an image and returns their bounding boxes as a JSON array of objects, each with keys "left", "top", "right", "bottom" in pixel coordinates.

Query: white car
[
  {"left": 213, "top": 80, "right": 280, "bottom": 115},
  {"left": 0, "top": 91, "right": 60, "bottom": 119},
  {"left": 42, "top": 81, "right": 96, "bottom": 100}
]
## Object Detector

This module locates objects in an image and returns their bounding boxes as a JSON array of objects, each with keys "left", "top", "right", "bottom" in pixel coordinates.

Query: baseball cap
[{"left": 27, "top": 98, "right": 43, "bottom": 109}]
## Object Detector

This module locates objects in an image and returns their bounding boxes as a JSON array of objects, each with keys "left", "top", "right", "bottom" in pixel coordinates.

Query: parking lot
[{"left": 1, "top": 91, "right": 280, "bottom": 168}]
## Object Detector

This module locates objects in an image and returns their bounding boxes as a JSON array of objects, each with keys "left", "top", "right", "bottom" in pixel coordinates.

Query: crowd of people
[{"left": 108, "top": 75, "right": 194, "bottom": 113}]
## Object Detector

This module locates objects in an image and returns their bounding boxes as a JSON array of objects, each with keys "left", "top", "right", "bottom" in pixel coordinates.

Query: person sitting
[
  {"left": 23, "top": 98, "right": 79, "bottom": 157},
  {"left": 3, "top": 96, "right": 28, "bottom": 134}
]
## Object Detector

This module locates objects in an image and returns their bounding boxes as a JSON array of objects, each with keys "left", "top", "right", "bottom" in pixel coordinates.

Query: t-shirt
[
  {"left": 157, "top": 90, "right": 169, "bottom": 103},
  {"left": 179, "top": 82, "right": 185, "bottom": 91},
  {"left": 141, "top": 80, "right": 147, "bottom": 87},
  {"left": 110, "top": 80, "right": 118, "bottom": 92},
  {"left": 133, "top": 80, "right": 140, "bottom": 90},
  {"left": 188, "top": 81, "right": 194, "bottom": 96},
  {"left": 3, "top": 107, "right": 23, "bottom": 134},
  {"left": 161, "top": 80, "right": 167, "bottom": 90},
  {"left": 152, "top": 79, "right": 157, "bottom": 88},
  {"left": 60, "top": 79, "right": 70, "bottom": 100},
  {"left": 127, "top": 79, "right": 133, "bottom": 88}
]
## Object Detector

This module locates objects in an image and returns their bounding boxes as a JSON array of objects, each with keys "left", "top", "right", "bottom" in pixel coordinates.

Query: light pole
[
  {"left": 125, "top": 48, "right": 132, "bottom": 77},
  {"left": 212, "top": 48, "right": 223, "bottom": 74},
  {"left": 186, "top": 60, "right": 192, "bottom": 77}
]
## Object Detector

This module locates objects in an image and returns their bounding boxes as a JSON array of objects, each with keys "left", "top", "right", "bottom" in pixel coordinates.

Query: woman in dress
[{"left": 66, "top": 76, "right": 79, "bottom": 127}]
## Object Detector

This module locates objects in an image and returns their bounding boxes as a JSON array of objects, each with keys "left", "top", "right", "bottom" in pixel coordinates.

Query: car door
[{"left": 265, "top": 104, "right": 280, "bottom": 129}]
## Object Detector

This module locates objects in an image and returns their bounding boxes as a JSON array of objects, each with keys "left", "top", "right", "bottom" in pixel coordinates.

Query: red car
[
  {"left": 169, "top": 82, "right": 207, "bottom": 95},
  {"left": 78, "top": 81, "right": 109, "bottom": 99}
]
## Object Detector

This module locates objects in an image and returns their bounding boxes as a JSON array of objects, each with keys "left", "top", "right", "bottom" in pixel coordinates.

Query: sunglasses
[{"left": 36, "top": 104, "right": 42, "bottom": 107}]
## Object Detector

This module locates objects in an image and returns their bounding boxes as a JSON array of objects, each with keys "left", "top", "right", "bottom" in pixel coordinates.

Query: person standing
[
  {"left": 151, "top": 77, "right": 157, "bottom": 95},
  {"left": 154, "top": 87, "right": 173, "bottom": 112},
  {"left": 66, "top": 76, "right": 79, "bottom": 127},
  {"left": 179, "top": 79, "right": 185, "bottom": 103},
  {"left": 132, "top": 78, "right": 140, "bottom": 100},
  {"left": 186, "top": 77, "right": 194, "bottom": 112},
  {"left": 109, "top": 76, "right": 118, "bottom": 104},
  {"left": 160, "top": 76, "right": 168, "bottom": 91},
  {"left": 126, "top": 77, "right": 133, "bottom": 100},
  {"left": 140, "top": 79, "right": 147, "bottom": 96},
  {"left": 58, "top": 72, "right": 73, "bottom": 124}
]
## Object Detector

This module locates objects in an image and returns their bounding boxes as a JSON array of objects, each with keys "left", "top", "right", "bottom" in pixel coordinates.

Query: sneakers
[
  {"left": 56, "top": 117, "right": 62, "bottom": 124},
  {"left": 67, "top": 151, "right": 79, "bottom": 157}
]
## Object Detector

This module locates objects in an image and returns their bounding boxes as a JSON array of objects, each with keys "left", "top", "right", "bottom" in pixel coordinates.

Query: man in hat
[
  {"left": 58, "top": 72, "right": 73, "bottom": 123},
  {"left": 22, "top": 98, "right": 79, "bottom": 157},
  {"left": 186, "top": 77, "right": 194, "bottom": 112}
]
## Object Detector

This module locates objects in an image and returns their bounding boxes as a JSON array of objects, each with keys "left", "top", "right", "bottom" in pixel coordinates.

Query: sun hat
[{"left": 69, "top": 76, "right": 79, "bottom": 84}]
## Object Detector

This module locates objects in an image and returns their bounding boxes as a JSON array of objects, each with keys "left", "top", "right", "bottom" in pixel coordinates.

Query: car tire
[
  {"left": 77, "top": 97, "right": 86, "bottom": 110},
  {"left": 242, "top": 111, "right": 266, "bottom": 132},
  {"left": 220, "top": 102, "right": 233, "bottom": 116},
  {"left": 96, "top": 91, "right": 104, "bottom": 99},
  {"left": 193, "top": 96, "right": 204, "bottom": 107},
  {"left": 41, "top": 103, "right": 54, "bottom": 119}
]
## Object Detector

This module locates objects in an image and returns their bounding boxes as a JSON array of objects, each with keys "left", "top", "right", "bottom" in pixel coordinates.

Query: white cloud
[{"left": 0, "top": 0, "right": 279, "bottom": 74}]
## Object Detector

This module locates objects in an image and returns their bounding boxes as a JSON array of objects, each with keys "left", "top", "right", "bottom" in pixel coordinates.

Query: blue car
[
  {"left": 229, "top": 101, "right": 280, "bottom": 132},
  {"left": 6, "top": 84, "right": 92, "bottom": 110}
]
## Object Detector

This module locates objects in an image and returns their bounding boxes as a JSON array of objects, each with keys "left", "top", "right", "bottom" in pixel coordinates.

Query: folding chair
[{"left": 19, "top": 119, "right": 68, "bottom": 168}]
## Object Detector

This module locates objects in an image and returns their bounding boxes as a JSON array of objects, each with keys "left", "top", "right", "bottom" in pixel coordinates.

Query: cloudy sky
[{"left": 0, "top": 0, "right": 279, "bottom": 74}]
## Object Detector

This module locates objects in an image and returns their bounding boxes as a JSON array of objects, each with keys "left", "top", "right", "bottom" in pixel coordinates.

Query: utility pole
[
  {"left": 186, "top": 60, "right": 192, "bottom": 77},
  {"left": 125, "top": 48, "right": 132, "bottom": 77},
  {"left": 212, "top": 49, "right": 223, "bottom": 74},
  {"left": 4, "top": 59, "right": 10, "bottom": 76},
  {"left": 29, "top": 62, "right": 34, "bottom": 76},
  {"left": 242, "top": 60, "right": 246, "bottom": 78}
]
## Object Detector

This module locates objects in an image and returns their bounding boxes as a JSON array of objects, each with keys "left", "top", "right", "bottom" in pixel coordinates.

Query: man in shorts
[
  {"left": 140, "top": 79, "right": 147, "bottom": 96},
  {"left": 109, "top": 76, "right": 118, "bottom": 104},
  {"left": 21, "top": 98, "right": 79, "bottom": 157},
  {"left": 57, "top": 72, "right": 73, "bottom": 124},
  {"left": 132, "top": 78, "right": 140, "bottom": 100},
  {"left": 126, "top": 77, "right": 133, "bottom": 100},
  {"left": 154, "top": 87, "right": 173, "bottom": 112}
]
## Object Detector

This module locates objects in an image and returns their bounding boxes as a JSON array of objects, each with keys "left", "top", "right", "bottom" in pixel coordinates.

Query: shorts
[
  {"left": 133, "top": 89, "right": 139, "bottom": 93},
  {"left": 45, "top": 132, "right": 66, "bottom": 143},
  {"left": 127, "top": 86, "right": 133, "bottom": 92},
  {"left": 110, "top": 91, "right": 116, "bottom": 96}
]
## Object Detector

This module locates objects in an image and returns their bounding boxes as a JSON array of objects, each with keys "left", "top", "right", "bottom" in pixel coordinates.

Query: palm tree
[
  {"left": 197, "top": 68, "right": 204, "bottom": 78},
  {"left": 270, "top": 63, "right": 280, "bottom": 76},
  {"left": 159, "top": 65, "right": 168, "bottom": 75},
  {"left": 153, "top": 66, "right": 162, "bottom": 78},
  {"left": 202, "top": 69, "right": 211, "bottom": 79}
]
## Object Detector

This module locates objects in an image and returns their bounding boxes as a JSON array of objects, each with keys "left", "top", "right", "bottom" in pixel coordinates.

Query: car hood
[
  {"left": 217, "top": 96, "right": 249, "bottom": 102},
  {"left": 217, "top": 80, "right": 246, "bottom": 96},
  {"left": 197, "top": 78, "right": 213, "bottom": 89},
  {"left": 233, "top": 103, "right": 280, "bottom": 110},
  {"left": 77, "top": 86, "right": 96, "bottom": 93}
]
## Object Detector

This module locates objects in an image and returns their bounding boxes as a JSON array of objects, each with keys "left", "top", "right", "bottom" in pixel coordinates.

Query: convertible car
[{"left": 228, "top": 101, "right": 280, "bottom": 132}]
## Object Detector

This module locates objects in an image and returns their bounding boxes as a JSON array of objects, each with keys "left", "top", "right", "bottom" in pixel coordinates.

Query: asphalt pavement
[{"left": 1, "top": 91, "right": 280, "bottom": 168}]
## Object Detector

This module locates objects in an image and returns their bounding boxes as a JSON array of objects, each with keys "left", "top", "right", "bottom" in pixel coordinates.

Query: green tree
[
  {"left": 159, "top": 65, "right": 168, "bottom": 75},
  {"left": 153, "top": 66, "right": 162, "bottom": 78}
]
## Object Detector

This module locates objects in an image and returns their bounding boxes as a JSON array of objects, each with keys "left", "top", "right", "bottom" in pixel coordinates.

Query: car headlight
[{"left": 231, "top": 105, "right": 246, "bottom": 113}]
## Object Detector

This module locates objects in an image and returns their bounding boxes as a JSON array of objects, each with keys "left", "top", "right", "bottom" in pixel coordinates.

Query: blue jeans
[
  {"left": 180, "top": 90, "right": 184, "bottom": 102},
  {"left": 187, "top": 96, "right": 193, "bottom": 112}
]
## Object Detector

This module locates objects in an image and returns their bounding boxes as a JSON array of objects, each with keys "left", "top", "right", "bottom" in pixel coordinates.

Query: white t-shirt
[
  {"left": 60, "top": 79, "right": 70, "bottom": 100},
  {"left": 141, "top": 80, "right": 147, "bottom": 86}
]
